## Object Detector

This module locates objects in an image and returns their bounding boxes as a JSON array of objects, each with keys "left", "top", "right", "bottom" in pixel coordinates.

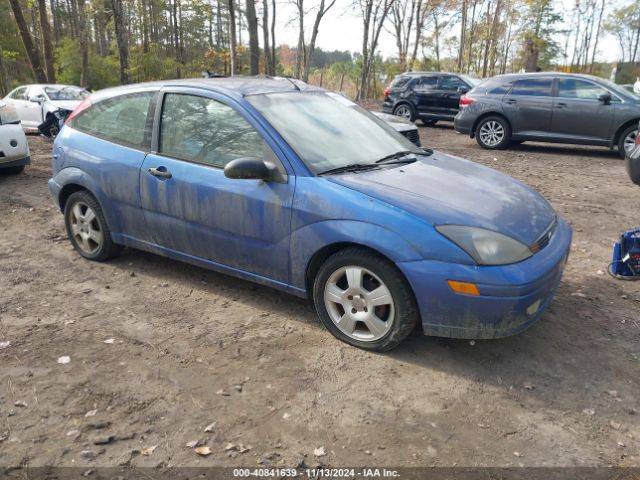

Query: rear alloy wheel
[
  {"left": 618, "top": 125, "right": 638, "bottom": 159},
  {"left": 476, "top": 116, "right": 511, "bottom": 150},
  {"left": 393, "top": 104, "right": 416, "bottom": 122},
  {"left": 313, "top": 247, "right": 418, "bottom": 351},
  {"left": 64, "top": 191, "right": 122, "bottom": 261}
]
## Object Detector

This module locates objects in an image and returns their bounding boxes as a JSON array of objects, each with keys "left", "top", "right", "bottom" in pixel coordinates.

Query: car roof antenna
[{"left": 282, "top": 76, "right": 301, "bottom": 91}]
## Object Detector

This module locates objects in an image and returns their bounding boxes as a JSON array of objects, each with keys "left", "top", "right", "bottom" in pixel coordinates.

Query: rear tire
[
  {"left": 618, "top": 124, "right": 638, "bottom": 159},
  {"left": 421, "top": 119, "right": 438, "bottom": 126},
  {"left": 0, "top": 165, "right": 25, "bottom": 175},
  {"left": 64, "top": 191, "right": 123, "bottom": 261},
  {"left": 392, "top": 104, "right": 416, "bottom": 122},
  {"left": 313, "top": 247, "right": 418, "bottom": 351},
  {"left": 475, "top": 116, "right": 511, "bottom": 150}
]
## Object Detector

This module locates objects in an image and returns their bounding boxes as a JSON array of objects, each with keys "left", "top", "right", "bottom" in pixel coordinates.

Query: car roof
[
  {"left": 398, "top": 71, "right": 461, "bottom": 77},
  {"left": 489, "top": 72, "right": 608, "bottom": 81},
  {"left": 92, "top": 76, "right": 325, "bottom": 102}
]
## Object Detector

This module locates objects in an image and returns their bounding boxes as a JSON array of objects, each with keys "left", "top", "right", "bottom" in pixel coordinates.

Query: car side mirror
[
  {"left": 28, "top": 94, "right": 45, "bottom": 104},
  {"left": 224, "top": 157, "right": 277, "bottom": 182},
  {"left": 457, "top": 86, "right": 469, "bottom": 94},
  {"left": 598, "top": 92, "right": 612, "bottom": 105}
]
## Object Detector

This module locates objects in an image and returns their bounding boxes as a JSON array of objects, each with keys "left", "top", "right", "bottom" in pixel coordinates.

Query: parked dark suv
[
  {"left": 454, "top": 72, "right": 640, "bottom": 157},
  {"left": 383, "top": 72, "right": 480, "bottom": 125}
]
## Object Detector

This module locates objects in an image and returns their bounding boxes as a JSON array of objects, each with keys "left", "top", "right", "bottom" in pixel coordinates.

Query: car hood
[
  {"left": 328, "top": 151, "right": 556, "bottom": 245},
  {"left": 48, "top": 100, "right": 82, "bottom": 111}
]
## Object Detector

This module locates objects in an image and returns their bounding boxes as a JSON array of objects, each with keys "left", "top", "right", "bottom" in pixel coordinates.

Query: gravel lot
[{"left": 1, "top": 124, "right": 639, "bottom": 470}]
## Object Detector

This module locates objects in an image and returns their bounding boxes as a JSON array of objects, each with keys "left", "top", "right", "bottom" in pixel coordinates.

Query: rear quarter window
[
  {"left": 69, "top": 91, "right": 157, "bottom": 150},
  {"left": 390, "top": 76, "right": 411, "bottom": 89}
]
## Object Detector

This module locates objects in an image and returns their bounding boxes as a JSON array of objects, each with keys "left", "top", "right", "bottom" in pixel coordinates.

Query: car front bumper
[
  {"left": 398, "top": 217, "right": 572, "bottom": 339},
  {"left": 625, "top": 143, "right": 640, "bottom": 186},
  {"left": 0, "top": 124, "right": 30, "bottom": 165}
]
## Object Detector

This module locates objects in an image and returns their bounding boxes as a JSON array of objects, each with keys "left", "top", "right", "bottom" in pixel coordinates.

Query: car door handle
[
  {"left": 505, "top": 98, "right": 517, "bottom": 104},
  {"left": 555, "top": 102, "right": 567, "bottom": 109},
  {"left": 148, "top": 167, "right": 172, "bottom": 179}
]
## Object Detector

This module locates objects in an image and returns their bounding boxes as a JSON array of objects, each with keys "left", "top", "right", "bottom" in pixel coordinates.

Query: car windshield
[
  {"left": 461, "top": 75, "right": 481, "bottom": 86},
  {"left": 247, "top": 92, "right": 422, "bottom": 174},
  {"left": 597, "top": 78, "right": 640, "bottom": 101},
  {"left": 44, "top": 86, "right": 89, "bottom": 101}
]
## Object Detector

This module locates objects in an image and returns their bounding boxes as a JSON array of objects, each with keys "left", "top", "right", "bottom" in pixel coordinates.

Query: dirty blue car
[{"left": 48, "top": 77, "right": 572, "bottom": 351}]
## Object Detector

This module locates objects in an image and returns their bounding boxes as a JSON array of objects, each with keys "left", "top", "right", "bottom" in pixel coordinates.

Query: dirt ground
[{"left": 1, "top": 124, "right": 639, "bottom": 471}]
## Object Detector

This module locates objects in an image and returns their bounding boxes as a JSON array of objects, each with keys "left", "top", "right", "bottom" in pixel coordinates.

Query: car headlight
[{"left": 436, "top": 225, "right": 532, "bottom": 265}]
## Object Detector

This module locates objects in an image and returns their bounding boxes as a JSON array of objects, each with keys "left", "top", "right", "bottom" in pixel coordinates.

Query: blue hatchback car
[{"left": 49, "top": 77, "right": 572, "bottom": 351}]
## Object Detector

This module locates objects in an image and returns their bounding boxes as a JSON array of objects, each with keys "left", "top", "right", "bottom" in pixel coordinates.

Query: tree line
[{"left": 1, "top": 0, "right": 639, "bottom": 100}]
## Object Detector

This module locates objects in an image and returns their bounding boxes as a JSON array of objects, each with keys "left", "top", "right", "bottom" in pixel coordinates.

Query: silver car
[
  {"left": 2, "top": 84, "right": 88, "bottom": 131},
  {"left": 454, "top": 72, "right": 640, "bottom": 157}
]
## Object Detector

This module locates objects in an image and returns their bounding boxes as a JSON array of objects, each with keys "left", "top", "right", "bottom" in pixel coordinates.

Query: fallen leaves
[
  {"left": 194, "top": 446, "right": 212, "bottom": 456},
  {"left": 204, "top": 422, "right": 216, "bottom": 433},
  {"left": 314, "top": 446, "right": 327, "bottom": 457},
  {"left": 141, "top": 445, "right": 158, "bottom": 456},
  {"left": 0, "top": 341, "right": 10, "bottom": 349}
]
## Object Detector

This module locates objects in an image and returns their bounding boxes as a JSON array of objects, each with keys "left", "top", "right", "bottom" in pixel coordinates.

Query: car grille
[
  {"left": 529, "top": 217, "right": 557, "bottom": 253},
  {"left": 400, "top": 129, "right": 421, "bottom": 146}
]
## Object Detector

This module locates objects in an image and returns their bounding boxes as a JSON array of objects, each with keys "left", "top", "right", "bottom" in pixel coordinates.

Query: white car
[
  {"left": 2, "top": 84, "right": 88, "bottom": 131},
  {"left": 0, "top": 101, "right": 30, "bottom": 174}
]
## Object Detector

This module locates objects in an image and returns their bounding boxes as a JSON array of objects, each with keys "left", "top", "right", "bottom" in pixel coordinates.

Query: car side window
[
  {"left": 70, "top": 91, "right": 156, "bottom": 150},
  {"left": 439, "top": 76, "right": 467, "bottom": 91},
  {"left": 414, "top": 76, "right": 438, "bottom": 90},
  {"left": 557, "top": 78, "right": 609, "bottom": 101},
  {"left": 27, "top": 87, "right": 43, "bottom": 99},
  {"left": 10, "top": 87, "right": 27, "bottom": 100},
  {"left": 159, "top": 93, "right": 274, "bottom": 169},
  {"left": 511, "top": 78, "right": 552, "bottom": 97}
]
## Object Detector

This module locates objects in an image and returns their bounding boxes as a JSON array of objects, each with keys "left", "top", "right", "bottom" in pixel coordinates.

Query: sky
[{"left": 272, "top": 0, "right": 623, "bottom": 65}]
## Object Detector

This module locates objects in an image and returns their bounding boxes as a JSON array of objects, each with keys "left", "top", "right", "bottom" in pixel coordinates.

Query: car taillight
[
  {"left": 65, "top": 97, "right": 92, "bottom": 124},
  {"left": 636, "top": 132, "right": 640, "bottom": 145},
  {"left": 459, "top": 95, "right": 474, "bottom": 108},
  {"left": 383, "top": 88, "right": 391, "bottom": 96}
]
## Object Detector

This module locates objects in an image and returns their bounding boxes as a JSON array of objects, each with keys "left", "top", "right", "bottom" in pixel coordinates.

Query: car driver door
[{"left": 139, "top": 89, "right": 295, "bottom": 284}]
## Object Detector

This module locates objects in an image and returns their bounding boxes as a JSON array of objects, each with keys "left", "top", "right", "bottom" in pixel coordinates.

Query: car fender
[
  {"left": 51, "top": 166, "right": 118, "bottom": 229},
  {"left": 289, "top": 219, "right": 425, "bottom": 290}
]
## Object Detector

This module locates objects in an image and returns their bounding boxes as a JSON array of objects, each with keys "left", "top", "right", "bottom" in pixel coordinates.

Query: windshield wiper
[
  {"left": 318, "top": 163, "right": 380, "bottom": 176},
  {"left": 375, "top": 149, "right": 431, "bottom": 164}
]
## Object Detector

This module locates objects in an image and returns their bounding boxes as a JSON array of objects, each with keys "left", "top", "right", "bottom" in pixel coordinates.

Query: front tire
[
  {"left": 392, "top": 104, "right": 416, "bottom": 122},
  {"left": 313, "top": 247, "right": 418, "bottom": 351},
  {"left": 64, "top": 191, "right": 122, "bottom": 261},
  {"left": 421, "top": 119, "right": 438, "bottom": 127},
  {"left": 618, "top": 125, "right": 638, "bottom": 159},
  {"left": 476, "top": 116, "right": 511, "bottom": 150}
]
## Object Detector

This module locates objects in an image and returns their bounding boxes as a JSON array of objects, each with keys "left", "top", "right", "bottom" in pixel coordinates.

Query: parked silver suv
[{"left": 454, "top": 72, "right": 639, "bottom": 157}]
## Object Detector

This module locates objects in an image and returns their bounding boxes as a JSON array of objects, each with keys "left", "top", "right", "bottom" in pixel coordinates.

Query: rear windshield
[{"left": 390, "top": 76, "right": 411, "bottom": 89}]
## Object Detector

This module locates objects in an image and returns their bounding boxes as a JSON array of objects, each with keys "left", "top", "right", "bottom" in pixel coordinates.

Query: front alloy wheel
[
  {"left": 324, "top": 266, "right": 395, "bottom": 342},
  {"left": 619, "top": 126, "right": 638, "bottom": 158},
  {"left": 313, "top": 247, "right": 418, "bottom": 351}
]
